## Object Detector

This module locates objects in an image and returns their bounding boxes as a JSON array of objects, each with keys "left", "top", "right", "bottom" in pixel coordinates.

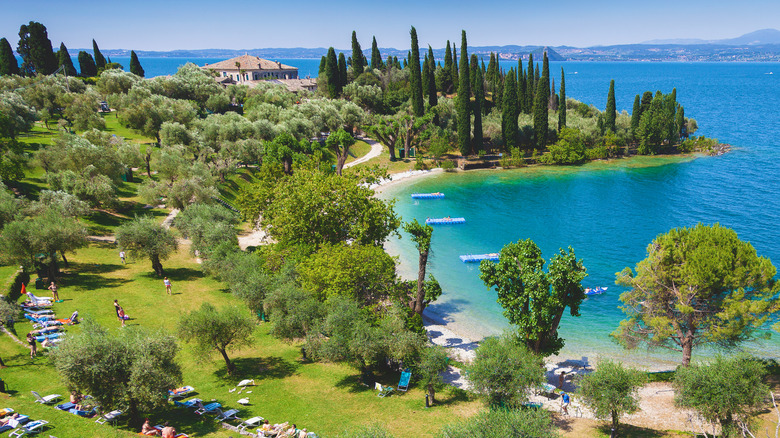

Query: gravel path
[{"left": 345, "top": 138, "right": 383, "bottom": 168}]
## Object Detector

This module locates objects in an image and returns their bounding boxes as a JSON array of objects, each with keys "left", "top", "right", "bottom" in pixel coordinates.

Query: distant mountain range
[{"left": 83, "top": 29, "right": 780, "bottom": 62}]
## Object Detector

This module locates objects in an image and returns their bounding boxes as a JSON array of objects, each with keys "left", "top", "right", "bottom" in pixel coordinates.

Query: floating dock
[
  {"left": 426, "top": 217, "right": 465, "bottom": 225},
  {"left": 411, "top": 192, "right": 445, "bottom": 199},
  {"left": 459, "top": 253, "right": 500, "bottom": 263}
]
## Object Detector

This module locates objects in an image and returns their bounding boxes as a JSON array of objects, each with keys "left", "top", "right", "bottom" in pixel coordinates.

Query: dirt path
[{"left": 345, "top": 138, "right": 383, "bottom": 168}]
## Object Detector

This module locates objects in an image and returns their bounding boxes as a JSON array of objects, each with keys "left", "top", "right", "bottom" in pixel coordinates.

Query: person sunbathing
[
  {"left": 142, "top": 418, "right": 160, "bottom": 436},
  {"left": 169, "top": 386, "right": 189, "bottom": 395},
  {"left": 0, "top": 413, "right": 20, "bottom": 426},
  {"left": 160, "top": 422, "right": 176, "bottom": 438}
]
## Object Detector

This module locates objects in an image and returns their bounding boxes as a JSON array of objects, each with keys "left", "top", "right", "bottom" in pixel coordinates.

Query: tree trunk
[
  {"left": 283, "top": 159, "right": 292, "bottom": 175},
  {"left": 681, "top": 334, "right": 693, "bottom": 367},
  {"left": 336, "top": 149, "right": 348, "bottom": 176},
  {"left": 150, "top": 254, "right": 164, "bottom": 277},
  {"left": 414, "top": 250, "right": 429, "bottom": 315},
  {"left": 387, "top": 143, "right": 396, "bottom": 161},
  {"left": 219, "top": 348, "right": 234, "bottom": 375},
  {"left": 127, "top": 397, "right": 141, "bottom": 430},
  {"left": 611, "top": 409, "right": 619, "bottom": 431},
  {"left": 144, "top": 151, "right": 152, "bottom": 178},
  {"left": 0, "top": 355, "right": 5, "bottom": 368},
  {"left": 47, "top": 253, "right": 59, "bottom": 283},
  {"left": 60, "top": 251, "right": 69, "bottom": 267},
  {"left": 428, "top": 383, "right": 436, "bottom": 405}
]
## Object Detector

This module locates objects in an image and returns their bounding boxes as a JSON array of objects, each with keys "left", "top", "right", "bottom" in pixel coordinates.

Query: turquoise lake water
[{"left": 380, "top": 62, "right": 780, "bottom": 368}]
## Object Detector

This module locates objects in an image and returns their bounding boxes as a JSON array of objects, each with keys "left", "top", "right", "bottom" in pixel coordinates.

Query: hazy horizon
[{"left": 3, "top": 0, "right": 780, "bottom": 52}]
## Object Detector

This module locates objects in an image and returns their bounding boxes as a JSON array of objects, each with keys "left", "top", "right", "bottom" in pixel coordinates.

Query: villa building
[{"left": 203, "top": 55, "right": 298, "bottom": 82}]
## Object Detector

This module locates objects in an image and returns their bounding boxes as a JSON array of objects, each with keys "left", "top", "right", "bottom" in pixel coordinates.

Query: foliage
[
  {"left": 77, "top": 51, "right": 97, "bottom": 77},
  {"left": 129, "top": 50, "right": 145, "bottom": 77},
  {"left": 17, "top": 21, "right": 57, "bottom": 76},
  {"left": 0, "top": 38, "right": 19, "bottom": 76},
  {"left": 673, "top": 354, "right": 769, "bottom": 436},
  {"left": 437, "top": 408, "right": 557, "bottom": 438},
  {"left": 115, "top": 215, "right": 178, "bottom": 276},
  {"left": 117, "top": 87, "right": 197, "bottom": 143},
  {"left": 138, "top": 146, "right": 219, "bottom": 209},
  {"left": 479, "top": 239, "right": 587, "bottom": 356},
  {"left": 0, "top": 91, "right": 37, "bottom": 139},
  {"left": 326, "top": 127, "right": 357, "bottom": 175},
  {"left": 57, "top": 43, "right": 78, "bottom": 77},
  {"left": 97, "top": 69, "right": 140, "bottom": 95},
  {"left": 403, "top": 218, "right": 436, "bottom": 315},
  {"left": 174, "top": 203, "right": 238, "bottom": 258},
  {"left": 502, "top": 69, "right": 518, "bottom": 149},
  {"left": 238, "top": 168, "right": 399, "bottom": 248},
  {"left": 464, "top": 333, "right": 545, "bottom": 408},
  {"left": 92, "top": 39, "right": 107, "bottom": 71},
  {"left": 456, "top": 31, "right": 471, "bottom": 156},
  {"left": 605, "top": 79, "right": 616, "bottom": 132},
  {"left": 539, "top": 127, "right": 586, "bottom": 165},
  {"left": 577, "top": 359, "right": 646, "bottom": 431},
  {"left": 178, "top": 302, "right": 256, "bottom": 375},
  {"left": 614, "top": 223, "right": 779, "bottom": 366},
  {"left": 297, "top": 243, "right": 397, "bottom": 304},
  {"left": 409, "top": 27, "right": 424, "bottom": 117},
  {"left": 51, "top": 319, "right": 182, "bottom": 427},
  {"left": 415, "top": 345, "right": 449, "bottom": 404}
]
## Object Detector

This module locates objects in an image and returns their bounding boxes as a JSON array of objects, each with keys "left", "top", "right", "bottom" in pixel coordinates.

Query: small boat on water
[
  {"left": 426, "top": 217, "right": 466, "bottom": 225},
  {"left": 459, "top": 253, "right": 500, "bottom": 263},
  {"left": 585, "top": 287, "right": 607, "bottom": 296},
  {"left": 411, "top": 192, "right": 445, "bottom": 199}
]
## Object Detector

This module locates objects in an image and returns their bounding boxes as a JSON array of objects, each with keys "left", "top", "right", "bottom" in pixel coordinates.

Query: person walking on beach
[
  {"left": 27, "top": 332, "right": 37, "bottom": 358},
  {"left": 114, "top": 299, "right": 126, "bottom": 327},
  {"left": 560, "top": 391, "right": 570, "bottom": 415},
  {"left": 119, "top": 250, "right": 126, "bottom": 264},
  {"left": 48, "top": 281, "right": 59, "bottom": 301},
  {"left": 558, "top": 370, "right": 566, "bottom": 389},
  {"left": 163, "top": 277, "right": 172, "bottom": 295}
]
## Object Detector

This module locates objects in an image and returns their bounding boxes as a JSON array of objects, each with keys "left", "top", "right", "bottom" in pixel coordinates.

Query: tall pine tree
[
  {"left": 0, "top": 37, "right": 20, "bottom": 76},
  {"left": 605, "top": 79, "right": 616, "bottom": 132},
  {"left": 517, "top": 59, "right": 526, "bottom": 114},
  {"left": 370, "top": 36, "right": 383, "bottom": 70},
  {"left": 469, "top": 54, "right": 479, "bottom": 93},
  {"left": 533, "top": 54, "right": 550, "bottom": 148},
  {"left": 451, "top": 42, "right": 459, "bottom": 88},
  {"left": 17, "top": 21, "right": 57, "bottom": 76},
  {"left": 409, "top": 26, "right": 424, "bottom": 117},
  {"left": 630, "top": 94, "right": 641, "bottom": 138},
  {"left": 351, "top": 31, "right": 364, "bottom": 78},
  {"left": 442, "top": 40, "right": 454, "bottom": 93},
  {"left": 325, "top": 47, "right": 339, "bottom": 98},
  {"left": 129, "top": 50, "right": 145, "bottom": 77},
  {"left": 337, "top": 52, "right": 348, "bottom": 93},
  {"left": 57, "top": 42, "right": 77, "bottom": 76},
  {"left": 426, "top": 45, "right": 438, "bottom": 110},
  {"left": 77, "top": 51, "right": 97, "bottom": 77},
  {"left": 502, "top": 68, "right": 518, "bottom": 150},
  {"left": 456, "top": 30, "right": 471, "bottom": 156},
  {"left": 473, "top": 67, "right": 484, "bottom": 151},
  {"left": 525, "top": 54, "right": 534, "bottom": 114},
  {"left": 558, "top": 68, "right": 567, "bottom": 131},
  {"left": 92, "top": 39, "right": 106, "bottom": 70}
]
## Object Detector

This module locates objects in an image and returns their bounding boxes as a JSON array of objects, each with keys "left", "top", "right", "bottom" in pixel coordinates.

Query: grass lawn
[
  {"left": 344, "top": 140, "right": 371, "bottom": 164},
  {"left": 0, "top": 240, "right": 481, "bottom": 437}
]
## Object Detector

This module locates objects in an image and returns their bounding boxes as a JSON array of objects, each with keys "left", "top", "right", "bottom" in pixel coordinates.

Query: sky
[{"left": 2, "top": 0, "right": 779, "bottom": 51}]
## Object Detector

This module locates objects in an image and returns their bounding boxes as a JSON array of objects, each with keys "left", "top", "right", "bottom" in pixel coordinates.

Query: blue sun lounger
[
  {"left": 173, "top": 397, "right": 202, "bottom": 408},
  {"left": 397, "top": 370, "right": 412, "bottom": 392}
]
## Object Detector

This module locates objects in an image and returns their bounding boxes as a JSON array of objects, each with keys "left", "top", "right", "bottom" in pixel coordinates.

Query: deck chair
[
  {"left": 26, "top": 293, "right": 52, "bottom": 306},
  {"left": 34, "top": 333, "right": 63, "bottom": 343},
  {"left": 23, "top": 309, "right": 54, "bottom": 316},
  {"left": 397, "top": 370, "right": 411, "bottom": 392},
  {"left": 94, "top": 409, "right": 122, "bottom": 425},
  {"left": 375, "top": 383, "right": 394, "bottom": 398},
  {"left": 31, "top": 391, "right": 61, "bottom": 405},
  {"left": 214, "top": 408, "right": 240, "bottom": 422},
  {"left": 237, "top": 416, "right": 264, "bottom": 432},
  {"left": 168, "top": 386, "right": 194, "bottom": 400},
  {"left": 173, "top": 397, "right": 201, "bottom": 409},
  {"left": 9, "top": 419, "right": 48, "bottom": 437},
  {"left": 0, "top": 416, "right": 29, "bottom": 434},
  {"left": 194, "top": 402, "right": 221, "bottom": 416}
]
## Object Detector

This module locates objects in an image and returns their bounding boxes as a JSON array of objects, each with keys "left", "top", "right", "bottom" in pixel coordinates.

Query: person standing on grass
[
  {"left": 119, "top": 250, "right": 126, "bottom": 264},
  {"left": 48, "top": 281, "right": 59, "bottom": 301},
  {"left": 163, "top": 277, "right": 172, "bottom": 295},
  {"left": 560, "top": 391, "right": 570, "bottom": 415},
  {"left": 114, "top": 299, "right": 126, "bottom": 327},
  {"left": 27, "top": 332, "right": 37, "bottom": 358}
]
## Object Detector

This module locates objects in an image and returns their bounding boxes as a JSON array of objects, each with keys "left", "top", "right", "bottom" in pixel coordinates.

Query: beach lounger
[
  {"left": 375, "top": 383, "right": 394, "bottom": 398},
  {"left": 69, "top": 406, "right": 96, "bottom": 417},
  {"left": 194, "top": 402, "right": 221, "bottom": 416},
  {"left": 0, "top": 408, "right": 14, "bottom": 417},
  {"left": 26, "top": 293, "right": 53, "bottom": 306},
  {"left": 0, "top": 415, "right": 29, "bottom": 434},
  {"left": 9, "top": 419, "right": 48, "bottom": 437},
  {"left": 34, "top": 333, "right": 63, "bottom": 343},
  {"left": 31, "top": 391, "right": 61, "bottom": 405},
  {"left": 173, "top": 397, "right": 201, "bottom": 409},
  {"left": 214, "top": 408, "right": 240, "bottom": 422},
  {"left": 238, "top": 416, "right": 264, "bottom": 432},
  {"left": 23, "top": 309, "right": 54, "bottom": 316},
  {"left": 94, "top": 409, "right": 122, "bottom": 425},
  {"left": 54, "top": 402, "right": 75, "bottom": 411},
  {"left": 397, "top": 370, "right": 411, "bottom": 392},
  {"left": 168, "top": 385, "right": 194, "bottom": 400}
]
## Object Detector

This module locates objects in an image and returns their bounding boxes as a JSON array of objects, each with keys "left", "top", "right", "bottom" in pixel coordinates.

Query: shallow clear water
[{"left": 382, "top": 62, "right": 780, "bottom": 367}]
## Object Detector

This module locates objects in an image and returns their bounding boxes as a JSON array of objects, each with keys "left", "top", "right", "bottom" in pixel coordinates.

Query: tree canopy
[
  {"left": 577, "top": 359, "right": 646, "bottom": 432},
  {"left": 116, "top": 216, "right": 178, "bottom": 276},
  {"left": 614, "top": 223, "right": 779, "bottom": 366}
]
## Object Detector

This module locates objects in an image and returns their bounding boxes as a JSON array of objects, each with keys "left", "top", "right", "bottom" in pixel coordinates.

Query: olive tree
[
  {"left": 577, "top": 359, "right": 647, "bottom": 433},
  {"left": 115, "top": 215, "right": 178, "bottom": 276}
]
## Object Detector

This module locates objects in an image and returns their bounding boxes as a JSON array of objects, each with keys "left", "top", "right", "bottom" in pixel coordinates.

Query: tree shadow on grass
[
  {"left": 595, "top": 423, "right": 668, "bottom": 438},
  {"left": 140, "top": 268, "right": 205, "bottom": 282},
  {"left": 333, "top": 374, "right": 372, "bottom": 394},
  {"left": 433, "top": 387, "right": 472, "bottom": 407},
  {"left": 213, "top": 356, "right": 299, "bottom": 383}
]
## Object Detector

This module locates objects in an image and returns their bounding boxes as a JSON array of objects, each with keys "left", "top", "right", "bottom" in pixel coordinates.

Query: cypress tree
[
  {"left": 526, "top": 54, "right": 534, "bottom": 114},
  {"left": 409, "top": 26, "right": 424, "bottom": 117},
  {"left": 92, "top": 39, "right": 106, "bottom": 70},
  {"left": 325, "top": 47, "right": 339, "bottom": 98},
  {"left": 77, "top": 51, "right": 97, "bottom": 77},
  {"left": 456, "top": 30, "right": 470, "bottom": 156},
  {"left": 533, "top": 69, "right": 549, "bottom": 148},
  {"left": 17, "top": 21, "right": 58, "bottom": 76},
  {"left": 57, "top": 42, "right": 77, "bottom": 76},
  {"left": 534, "top": 63, "right": 540, "bottom": 83},
  {"left": 630, "top": 94, "right": 641, "bottom": 137},
  {"left": 426, "top": 45, "right": 438, "bottom": 109},
  {"left": 502, "top": 68, "right": 518, "bottom": 150},
  {"left": 469, "top": 54, "right": 478, "bottom": 93},
  {"left": 605, "top": 79, "right": 616, "bottom": 132},
  {"left": 351, "top": 31, "right": 364, "bottom": 78},
  {"left": 675, "top": 105, "right": 685, "bottom": 139},
  {"left": 473, "top": 67, "right": 484, "bottom": 151},
  {"left": 393, "top": 56, "right": 399, "bottom": 69},
  {"left": 550, "top": 78, "right": 557, "bottom": 111},
  {"left": 337, "top": 52, "right": 347, "bottom": 92},
  {"left": 640, "top": 91, "right": 653, "bottom": 114},
  {"left": 0, "top": 37, "right": 20, "bottom": 76},
  {"left": 319, "top": 55, "right": 327, "bottom": 74},
  {"left": 129, "top": 50, "right": 145, "bottom": 77},
  {"left": 558, "top": 68, "right": 567, "bottom": 131},
  {"left": 370, "top": 36, "right": 383, "bottom": 70},
  {"left": 451, "top": 43, "right": 459, "bottom": 87},
  {"left": 517, "top": 59, "right": 526, "bottom": 114},
  {"left": 486, "top": 52, "right": 497, "bottom": 85},
  {"left": 443, "top": 40, "right": 453, "bottom": 93}
]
